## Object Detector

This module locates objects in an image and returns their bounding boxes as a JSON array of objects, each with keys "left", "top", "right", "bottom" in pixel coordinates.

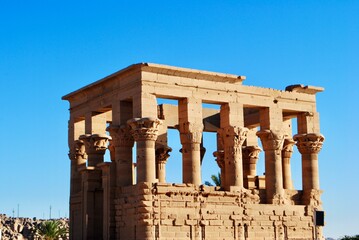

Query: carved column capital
[
  {"left": 218, "top": 126, "right": 249, "bottom": 147},
  {"left": 242, "top": 145, "right": 262, "bottom": 162},
  {"left": 107, "top": 124, "right": 134, "bottom": 147},
  {"left": 178, "top": 122, "right": 203, "bottom": 144},
  {"left": 256, "top": 129, "right": 287, "bottom": 151},
  {"left": 69, "top": 140, "right": 88, "bottom": 162},
  {"left": 127, "top": 117, "right": 162, "bottom": 141},
  {"left": 213, "top": 150, "right": 225, "bottom": 169},
  {"left": 282, "top": 138, "right": 296, "bottom": 158},
  {"left": 79, "top": 134, "right": 112, "bottom": 155},
  {"left": 155, "top": 146, "right": 172, "bottom": 164},
  {"left": 293, "top": 133, "right": 325, "bottom": 154}
]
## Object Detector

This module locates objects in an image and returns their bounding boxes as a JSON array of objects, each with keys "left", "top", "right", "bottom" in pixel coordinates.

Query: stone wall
[
  {"left": 115, "top": 183, "right": 320, "bottom": 240},
  {"left": 0, "top": 214, "right": 68, "bottom": 240}
]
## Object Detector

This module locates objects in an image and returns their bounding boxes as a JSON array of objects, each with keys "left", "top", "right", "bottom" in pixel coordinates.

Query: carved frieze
[
  {"left": 293, "top": 133, "right": 324, "bottom": 154},
  {"left": 127, "top": 117, "right": 162, "bottom": 141}
]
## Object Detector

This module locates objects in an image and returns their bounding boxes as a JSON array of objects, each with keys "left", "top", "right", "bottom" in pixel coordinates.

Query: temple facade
[{"left": 62, "top": 63, "right": 325, "bottom": 240}]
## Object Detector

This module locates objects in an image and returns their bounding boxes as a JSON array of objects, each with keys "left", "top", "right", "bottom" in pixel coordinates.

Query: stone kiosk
[{"left": 62, "top": 63, "right": 325, "bottom": 240}]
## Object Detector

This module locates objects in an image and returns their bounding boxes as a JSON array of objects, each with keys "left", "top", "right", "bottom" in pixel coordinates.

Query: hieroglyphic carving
[
  {"left": 293, "top": 133, "right": 324, "bottom": 154},
  {"left": 127, "top": 117, "right": 162, "bottom": 141}
]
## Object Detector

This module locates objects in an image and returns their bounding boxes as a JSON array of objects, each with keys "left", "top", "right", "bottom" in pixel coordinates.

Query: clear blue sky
[{"left": 0, "top": 1, "right": 357, "bottom": 238}]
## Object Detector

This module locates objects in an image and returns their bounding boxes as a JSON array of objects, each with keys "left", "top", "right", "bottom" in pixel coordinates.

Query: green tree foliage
[
  {"left": 204, "top": 172, "right": 221, "bottom": 186},
  {"left": 36, "top": 220, "right": 68, "bottom": 240}
]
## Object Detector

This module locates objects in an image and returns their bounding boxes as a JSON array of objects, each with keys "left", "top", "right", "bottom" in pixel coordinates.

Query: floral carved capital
[
  {"left": 79, "top": 134, "right": 111, "bottom": 155},
  {"left": 68, "top": 140, "right": 87, "bottom": 162},
  {"left": 155, "top": 146, "right": 172, "bottom": 164},
  {"left": 256, "top": 129, "right": 287, "bottom": 151},
  {"left": 293, "top": 133, "right": 324, "bottom": 154},
  {"left": 242, "top": 145, "right": 262, "bottom": 163},
  {"left": 107, "top": 124, "right": 134, "bottom": 147},
  {"left": 218, "top": 126, "right": 249, "bottom": 148},
  {"left": 282, "top": 138, "right": 296, "bottom": 158},
  {"left": 177, "top": 122, "right": 203, "bottom": 144},
  {"left": 127, "top": 117, "right": 162, "bottom": 141}
]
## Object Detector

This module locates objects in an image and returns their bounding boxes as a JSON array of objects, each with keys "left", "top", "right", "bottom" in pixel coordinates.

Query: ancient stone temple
[{"left": 62, "top": 63, "right": 325, "bottom": 240}]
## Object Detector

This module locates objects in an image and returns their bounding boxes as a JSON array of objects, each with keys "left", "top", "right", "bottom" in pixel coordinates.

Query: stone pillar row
[
  {"left": 72, "top": 117, "right": 173, "bottom": 186},
  {"left": 213, "top": 128, "right": 324, "bottom": 205}
]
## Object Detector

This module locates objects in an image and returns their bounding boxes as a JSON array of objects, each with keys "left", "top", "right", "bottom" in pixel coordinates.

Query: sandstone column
[
  {"left": 97, "top": 162, "right": 112, "bottom": 240},
  {"left": 79, "top": 134, "right": 111, "bottom": 240},
  {"left": 68, "top": 139, "right": 87, "bottom": 240},
  {"left": 128, "top": 117, "right": 162, "bottom": 183},
  {"left": 293, "top": 133, "right": 324, "bottom": 204},
  {"left": 213, "top": 150, "right": 225, "bottom": 188},
  {"left": 80, "top": 134, "right": 111, "bottom": 167},
  {"left": 155, "top": 146, "right": 172, "bottom": 183},
  {"left": 256, "top": 130, "right": 286, "bottom": 204},
  {"left": 281, "top": 138, "right": 295, "bottom": 189},
  {"left": 213, "top": 132, "right": 225, "bottom": 188},
  {"left": 107, "top": 124, "right": 134, "bottom": 186},
  {"left": 242, "top": 145, "right": 262, "bottom": 177},
  {"left": 69, "top": 140, "right": 87, "bottom": 197},
  {"left": 219, "top": 102, "right": 247, "bottom": 191},
  {"left": 219, "top": 126, "right": 248, "bottom": 190},
  {"left": 178, "top": 98, "right": 203, "bottom": 185},
  {"left": 179, "top": 122, "right": 203, "bottom": 185},
  {"left": 242, "top": 145, "right": 261, "bottom": 188}
]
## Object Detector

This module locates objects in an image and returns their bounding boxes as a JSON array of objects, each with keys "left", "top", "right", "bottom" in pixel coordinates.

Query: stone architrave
[
  {"left": 155, "top": 146, "right": 172, "bottom": 183},
  {"left": 107, "top": 124, "right": 134, "bottom": 187},
  {"left": 256, "top": 129, "right": 287, "bottom": 204},
  {"left": 178, "top": 122, "right": 203, "bottom": 185},
  {"left": 218, "top": 126, "right": 248, "bottom": 190},
  {"left": 128, "top": 117, "right": 162, "bottom": 183},
  {"left": 293, "top": 133, "right": 324, "bottom": 205},
  {"left": 281, "top": 138, "right": 296, "bottom": 189}
]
